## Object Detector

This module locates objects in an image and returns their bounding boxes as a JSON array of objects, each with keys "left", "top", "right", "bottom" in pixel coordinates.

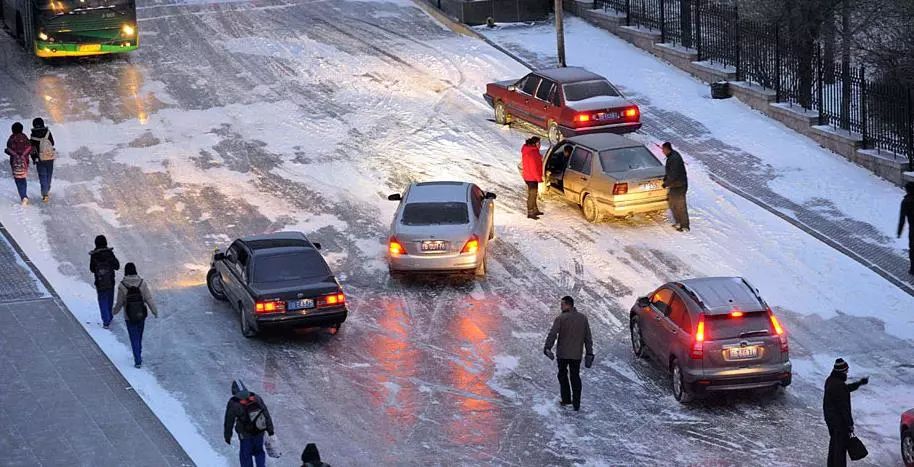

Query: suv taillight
[
  {"left": 317, "top": 292, "right": 346, "bottom": 308},
  {"left": 612, "top": 183, "right": 628, "bottom": 195},
  {"left": 461, "top": 235, "right": 479, "bottom": 254},
  {"left": 768, "top": 309, "right": 788, "bottom": 353},
  {"left": 690, "top": 315, "right": 705, "bottom": 359},
  {"left": 255, "top": 299, "right": 285, "bottom": 314}
]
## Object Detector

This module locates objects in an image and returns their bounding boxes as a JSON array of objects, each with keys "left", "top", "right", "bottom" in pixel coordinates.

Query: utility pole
[{"left": 555, "top": 0, "right": 566, "bottom": 67}]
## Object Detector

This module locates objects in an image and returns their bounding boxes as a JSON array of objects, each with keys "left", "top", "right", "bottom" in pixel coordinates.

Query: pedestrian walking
[
  {"left": 29, "top": 117, "right": 56, "bottom": 203},
  {"left": 661, "top": 142, "right": 690, "bottom": 232},
  {"left": 225, "top": 379, "right": 275, "bottom": 467},
  {"left": 5, "top": 122, "right": 32, "bottom": 205},
  {"left": 823, "top": 358, "right": 869, "bottom": 467},
  {"left": 301, "top": 443, "right": 330, "bottom": 467},
  {"left": 544, "top": 296, "right": 594, "bottom": 411},
  {"left": 521, "top": 136, "right": 544, "bottom": 220},
  {"left": 112, "top": 262, "right": 158, "bottom": 368},
  {"left": 89, "top": 235, "right": 120, "bottom": 328},
  {"left": 898, "top": 181, "right": 914, "bottom": 275}
]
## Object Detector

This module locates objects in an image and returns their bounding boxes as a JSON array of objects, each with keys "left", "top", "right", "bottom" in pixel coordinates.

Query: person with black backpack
[
  {"left": 225, "top": 379, "right": 275, "bottom": 467},
  {"left": 89, "top": 235, "right": 120, "bottom": 328},
  {"left": 112, "top": 262, "right": 158, "bottom": 368}
]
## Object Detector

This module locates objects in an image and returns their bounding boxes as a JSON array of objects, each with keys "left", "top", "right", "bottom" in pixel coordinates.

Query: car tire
[
  {"left": 206, "top": 269, "right": 227, "bottom": 301},
  {"left": 582, "top": 195, "right": 601, "bottom": 223},
  {"left": 671, "top": 359, "right": 693, "bottom": 403},
  {"left": 902, "top": 428, "right": 914, "bottom": 467},
  {"left": 547, "top": 121, "right": 563, "bottom": 145},
  {"left": 239, "top": 303, "right": 257, "bottom": 338},
  {"left": 495, "top": 101, "right": 508, "bottom": 125},
  {"left": 474, "top": 255, "right": 487, "bottom": 277},
  {"left": 630, "top": 316, "right": 645, "bottom": 358}
]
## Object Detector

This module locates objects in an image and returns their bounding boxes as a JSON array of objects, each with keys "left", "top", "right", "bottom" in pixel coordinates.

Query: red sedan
[
  {"left": 903, "top": 408, "right": 914, "bottom": 467},
  {"left": 484, "top": 67, "right": 641, "bottom": 144}
]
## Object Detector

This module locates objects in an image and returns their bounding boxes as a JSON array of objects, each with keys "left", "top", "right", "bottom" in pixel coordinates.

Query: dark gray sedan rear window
[
  {"left": 253, "top": 251, "right": 330, "bottom": 284},
  {"left": 563, "top": 80, "right": 620, "bottom": 101},
  {"left": 401, "top": 202, "right": 469, "bottom": 225},
  {"left": 599, "top": 147, "right": 662, "bottom": 173}
]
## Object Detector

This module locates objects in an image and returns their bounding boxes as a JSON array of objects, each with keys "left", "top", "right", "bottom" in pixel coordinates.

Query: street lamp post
[{"left": 555, "top": 0, "right": 566, "bottom": 67}]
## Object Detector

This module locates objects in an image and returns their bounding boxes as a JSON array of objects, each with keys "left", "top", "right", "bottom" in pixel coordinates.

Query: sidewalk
[
  {"left": 0, "top": 225, "right": 193, "bottom": 466},
  {"left": 477, "top": 19, "right": 914, "bottom": 296}
]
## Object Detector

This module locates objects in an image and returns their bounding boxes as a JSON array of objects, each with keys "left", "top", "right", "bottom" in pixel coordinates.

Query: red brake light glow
[
  {"left": 730, "top": 311, "right": 744, "bottom": 317},
  {"left": 461, "top": 235, "right": 480, "bottom": 254},
  {"left": 389, "top": 237, "right": 406, "bottom": 256},
  {"left": 612, "top": 183, "right": 628, "bottom": 195},
  {"left": 690, "top": 315, "right": 705, "bottom": 359},
  {"left": 624, "top": 107, "right": 639, "bottom": 118},
  {"left": 768, "top": 308, "right": 789, "bottom": 352},
  {"left": 574, "top": 113, "right": 591, "bottom": 123},
  {"left": 318, "top": 292, "right": 346, "bottom": 307},
  {"left": 255, "top": 299, "right": 285, "bottom": 314}
]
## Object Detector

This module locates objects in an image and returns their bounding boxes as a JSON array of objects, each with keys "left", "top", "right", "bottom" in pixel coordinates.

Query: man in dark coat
[
  {"left": 823, "top": 358, "right": 869, "bottom": 467},
  {"left": 89, "top": 235, "right": 120, "bottom": 328},
  {"left": 225, "top": 379, "right": 275, "bottom": 467},
  {"left": 544, "top": 296, "right": 594, "bottom": 411},
  {"left": 661, "top": 142, "right": 690, "bottom": 232},
  {"left": 898, "top": 181, "right": 914, "bottom": 275}
]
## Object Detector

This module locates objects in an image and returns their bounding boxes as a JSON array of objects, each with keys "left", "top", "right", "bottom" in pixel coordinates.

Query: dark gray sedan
[{"left": 541, "top": 133, "right": 668, "bottom": 222}]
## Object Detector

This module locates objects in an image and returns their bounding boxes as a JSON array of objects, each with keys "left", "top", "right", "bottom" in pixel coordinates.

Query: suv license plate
[
  {"left": 287, "top": 299, "right": 314, "bottom": 311},
  {"left": 421, "top": 240, "right": 447, "bottom": 252},
  {"left": 728, "top": 346, "right": 759, "bottom": 360}
]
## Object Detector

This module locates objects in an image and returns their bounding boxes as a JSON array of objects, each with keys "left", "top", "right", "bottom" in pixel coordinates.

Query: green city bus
[{"left": 1, "top": 0, "right": 137, "bottom": 57}]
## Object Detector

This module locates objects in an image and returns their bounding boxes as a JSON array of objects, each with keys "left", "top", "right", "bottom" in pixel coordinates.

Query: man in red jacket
[{"left": 521, "top": 136, "right": 544, "bottom": 219}]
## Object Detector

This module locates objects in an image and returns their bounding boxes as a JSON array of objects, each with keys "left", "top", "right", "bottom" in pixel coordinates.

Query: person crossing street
[
  {"left": 823, "top": 358, "right": 869, "bottom": 467},
  {"left": 544, "top": 296, "right": 594, "bottom": 411}
]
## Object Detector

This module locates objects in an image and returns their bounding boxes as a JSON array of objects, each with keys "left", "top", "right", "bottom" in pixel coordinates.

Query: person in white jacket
[{"left": 113, "top": 262, "right": 159, "bottom": 368}]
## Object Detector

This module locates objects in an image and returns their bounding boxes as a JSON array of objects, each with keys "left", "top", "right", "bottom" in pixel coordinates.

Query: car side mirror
[
  {"left": 213, "top": 252, "right": 225, "bottom": 261},
  {"left": 484, "top": 192, "right": 497, "bottom": 200},
  {"left": 507, "top": 85, "right": 517, "bottom": 92},
  {"left": 387, "top": 193, "right": 402, "bottom": 201},
  {"left": 312, "top": 242, "right": 322, "bottom": 250},
  {"left": 637, "top": 296, "right": 650, "bottom": 308}
]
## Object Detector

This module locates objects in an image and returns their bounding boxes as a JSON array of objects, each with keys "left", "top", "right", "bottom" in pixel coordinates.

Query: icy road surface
[{"left": 1, "top": 0, "right": 912, "bottom": 465}]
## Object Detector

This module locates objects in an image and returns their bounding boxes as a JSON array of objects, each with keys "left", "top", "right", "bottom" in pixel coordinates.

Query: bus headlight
[
  {"left": 121, "top": 24, "right": 135, "bottom": 37},
  {"left": 38, "top": 32, "right": 49, "bottom": 41}
]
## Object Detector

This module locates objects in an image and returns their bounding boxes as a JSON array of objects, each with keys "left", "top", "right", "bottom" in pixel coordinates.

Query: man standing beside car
[
  {"left": 521, "top": 136, "right": 544, "bottom": 220},
  {"left": 544, "top": 296, "right": 594, "bottom": 411},
  {"left": 823, "top": 358, "right": 869, "bottom": 467},
  {"left": 661, "top": 142, "right": 690, "bottom": 232}
]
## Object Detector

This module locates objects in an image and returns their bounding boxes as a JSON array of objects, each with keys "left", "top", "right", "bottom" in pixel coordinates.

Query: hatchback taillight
[
  {"left": 768, "top": 309, "right": 789, "bottom": 353},
  {"left": 612, "top": 183, "right": 628, "bottom": 195},
  {"left": 255, "top": 299, "right": 285, "bottom": 314},
  {"left": 317, "top": 292, "right": 346, "bottom": 308},
  {"left": 690, "top": 315, "right": 705, "bottom": 359}
]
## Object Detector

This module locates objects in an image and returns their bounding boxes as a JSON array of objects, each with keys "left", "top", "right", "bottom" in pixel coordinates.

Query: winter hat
[
  {"left": 32, "top": 117, "right": 45, "bottom": 129},
  {"left": 231, "top": 379, "right": 251, "bottom": 399},
  {"left": 301, "top": 443, "right": 321, "bottom": 463},
  {"left": 11, "top": 122, "right": 23, "bottom": 134},
  {"left": 124, "top": 263, "right": 137, "bottom": 276},
  {"left": 833, "top": 358, "right": 849, "bottom": 373},
  {"left": 94, "top": 235, "right": 108, "bottom": 249}
]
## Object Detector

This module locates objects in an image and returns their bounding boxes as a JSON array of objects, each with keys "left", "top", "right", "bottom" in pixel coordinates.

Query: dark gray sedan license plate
[
  {"left": 421, "top": 240, "right": 447, "bottom": 252},
  {"left": 287, "top": 299, "right": 314, "bottom": 311}
]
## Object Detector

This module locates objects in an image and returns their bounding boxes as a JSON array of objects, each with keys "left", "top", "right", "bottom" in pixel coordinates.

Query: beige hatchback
[{"left": 541, "top": 133, "right": 668, "bottom": 222}]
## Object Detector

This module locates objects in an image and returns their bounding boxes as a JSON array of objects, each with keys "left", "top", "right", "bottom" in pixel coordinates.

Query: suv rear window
[
  {"left": 401, "top": 202, "right": 469, "bottom": 225},
  {"left": 706, "top": 312, "right": 773, "bottom": 340},
  {"left": 562, "top": 80, "right": 620, "bottom": 101},
  {"left": 599, "top": 147, "right": 662, "bottom": 173},
  {"left": 253, "top": 251, "right": 330, "bottom": 284}
]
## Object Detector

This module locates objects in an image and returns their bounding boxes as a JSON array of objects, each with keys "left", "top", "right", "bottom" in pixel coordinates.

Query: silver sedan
[{"left": 386, "top": 181, "right": 496, "bottom": 277}]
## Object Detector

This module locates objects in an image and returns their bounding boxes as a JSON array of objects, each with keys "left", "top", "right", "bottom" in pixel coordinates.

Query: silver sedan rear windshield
[
  {"left": 253, "top": 251, "right": 330, "bottom": 284},
  {"left": 401, "top": 202, "right": 469, "bottom": 225},
  {"left": 563, "top": 80, "right": 620, "bottom": 101},
  {"left": 599, "top": 147, "right": 662, "bottom": 173}
]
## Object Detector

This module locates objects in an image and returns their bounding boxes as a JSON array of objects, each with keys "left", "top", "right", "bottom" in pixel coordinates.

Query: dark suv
[{"left": 629, "top": 277, "right": 792, "bottom": 402}]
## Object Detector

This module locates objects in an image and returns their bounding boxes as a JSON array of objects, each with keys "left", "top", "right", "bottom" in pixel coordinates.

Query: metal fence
[{"left": 593, "top": 0, "right": 914, "bottom": 167}]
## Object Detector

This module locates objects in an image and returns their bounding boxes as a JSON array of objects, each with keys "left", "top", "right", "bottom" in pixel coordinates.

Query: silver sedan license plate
[
  {"left": 728, "top": 346, "right": 758, "bottom": 360},
  {"left": 421, "top": 240, "right": 447, "bottom": 252},
  {"left": 287, "top": 299, "right": 314, "bottom": 311}
]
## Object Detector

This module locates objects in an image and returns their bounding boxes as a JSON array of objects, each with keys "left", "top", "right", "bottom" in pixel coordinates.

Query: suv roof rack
[
  {"left": 673, "top": 282, "right": 707, "bottom": 310},
  {"left": 739, "top": 277, "right": 769, "bottom": 309}
]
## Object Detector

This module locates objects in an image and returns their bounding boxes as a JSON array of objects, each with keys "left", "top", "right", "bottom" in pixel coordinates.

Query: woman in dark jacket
[{"left": 5, "top": 122, "right": 32, "bottom": 204}]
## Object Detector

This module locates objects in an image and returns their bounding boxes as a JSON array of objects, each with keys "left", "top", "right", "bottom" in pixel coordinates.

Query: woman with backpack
[
  {"left": 29, "top": 117, "right": 56, "bottom": 203},
  {"left": 112, "top": 262, "right": 158, "bottom": 368},
  {"left": 5, "top": 122, "right": 32, "bottom": 205}
]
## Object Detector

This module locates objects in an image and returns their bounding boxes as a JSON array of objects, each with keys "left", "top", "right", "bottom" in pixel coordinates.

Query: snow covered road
[{"left": 1, "top": 0, "right": 912, "bottom": 465}]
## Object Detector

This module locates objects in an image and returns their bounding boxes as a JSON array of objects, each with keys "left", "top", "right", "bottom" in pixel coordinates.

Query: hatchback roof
[
  {"left": 240, "top": 231, "right": 314, "bottom": 251},
  {"left": 677, "top": 277, "right": 765, "bottom": 314},
  {"left": 407, "top": 181, "right": 469, "bottom": 203},
  {"left": 564, "top": 133, "right": 642, "bottom": 151},
  {"left": 536, "top": 66, "right": 604, "bottom": 83}
]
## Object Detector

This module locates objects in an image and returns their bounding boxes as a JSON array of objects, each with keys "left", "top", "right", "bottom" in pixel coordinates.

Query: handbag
[
  {"left": 847, "top": 434, "right": 868, "bottom": 461},
  {"left": 264, "top": 434, "right": 282, "bottom": 459}
]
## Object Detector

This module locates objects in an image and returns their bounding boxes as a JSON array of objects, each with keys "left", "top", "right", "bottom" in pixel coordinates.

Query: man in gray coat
[
  {"left": 544, "top": 296, "right": 594, "bottom": 411},
  {"left": 661, "top": 142, "right": 690, "bottom": 232}
]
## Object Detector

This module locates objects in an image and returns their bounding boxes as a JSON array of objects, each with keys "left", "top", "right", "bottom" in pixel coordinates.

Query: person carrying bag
[{"left": 112, "top": 262, "right": 159, "bottom": 368}]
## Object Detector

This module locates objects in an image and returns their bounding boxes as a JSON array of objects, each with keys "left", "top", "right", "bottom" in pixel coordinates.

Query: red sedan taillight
[
  {"left": 255, "top": 299, "right": 286, "bottom": 314},
  {"left": 317, "top": 292, "right": 346, "bottom": 308},
  {"left": 574, "top": 113, "right": 591, "bottom": 123},
  {"left": 624, "top": 106, "right": 639, "bottom": 119}
]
